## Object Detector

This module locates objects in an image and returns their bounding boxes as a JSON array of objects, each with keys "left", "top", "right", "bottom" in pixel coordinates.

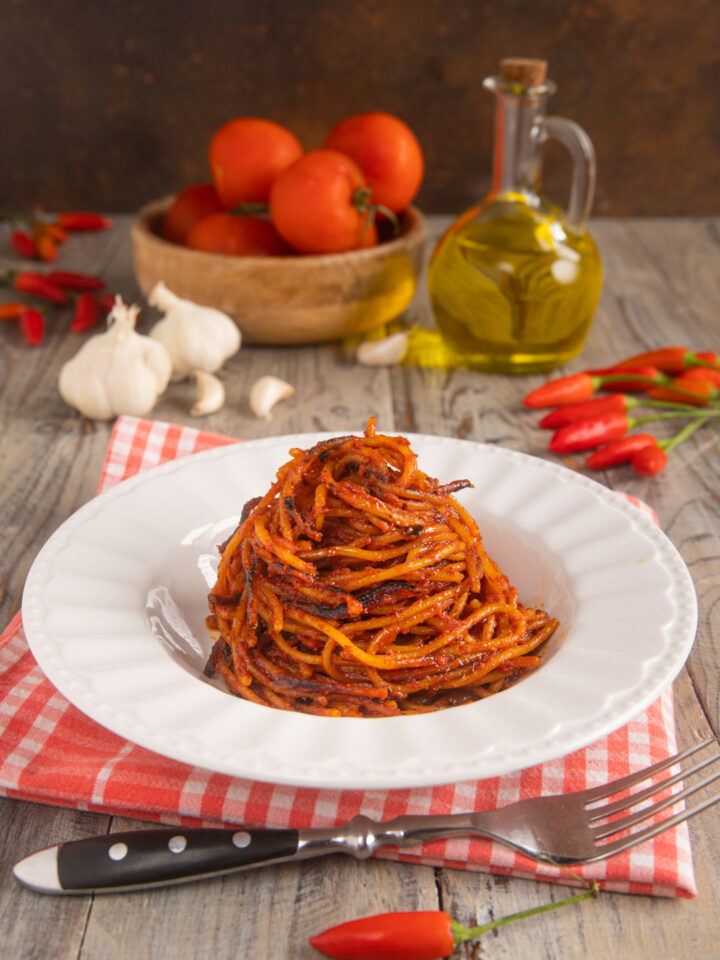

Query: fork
[{"left": 13, "top": 738, "right": 720, "bottom": 894}]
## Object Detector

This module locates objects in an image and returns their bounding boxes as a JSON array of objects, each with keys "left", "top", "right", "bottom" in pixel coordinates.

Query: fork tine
[
  {"left": 586, "top": 751, "right": 720, "bottom": 822},
  {"left": 593, "top": 788, "right": 720, "bottom": 860},
  {"left": 593, "top": 762, "right": 720, "bottom": 842},
  {"left": 580, "top": 738, "right": 715, "bottom": 804}
]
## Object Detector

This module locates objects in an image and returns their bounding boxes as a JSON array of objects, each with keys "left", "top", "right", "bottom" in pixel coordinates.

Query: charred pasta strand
[{"left": 206, "top": 421, "right": 558, "bottom": 716}]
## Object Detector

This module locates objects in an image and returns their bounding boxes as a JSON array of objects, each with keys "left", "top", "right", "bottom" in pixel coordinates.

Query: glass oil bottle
[{"left": 428, "top": 58, "right": 603, "bottom": 373}]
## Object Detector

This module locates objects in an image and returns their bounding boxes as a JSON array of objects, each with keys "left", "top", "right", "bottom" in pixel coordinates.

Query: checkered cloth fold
[{"left": 0, "top": 416, "right": 696, "bottom": 897}]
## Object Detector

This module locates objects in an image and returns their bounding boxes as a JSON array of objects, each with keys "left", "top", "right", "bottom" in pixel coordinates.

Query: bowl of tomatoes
[{"left": 132, "top": 113, "right": 428, "bottom": 345}]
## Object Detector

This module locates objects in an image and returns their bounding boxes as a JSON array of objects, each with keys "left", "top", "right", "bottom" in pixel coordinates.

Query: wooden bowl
[{"left": 131, "top": 197, "right": 428, "bottom": 345}]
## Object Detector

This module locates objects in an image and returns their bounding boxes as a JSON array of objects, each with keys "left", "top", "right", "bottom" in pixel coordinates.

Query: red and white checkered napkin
[{"left": 0, "top": 416, "right": 696, "bottom": 897}]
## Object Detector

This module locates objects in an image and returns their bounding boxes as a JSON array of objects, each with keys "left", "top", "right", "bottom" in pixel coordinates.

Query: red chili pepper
[
  {"left": 47, "top": 270, "right": 105, "bottom": 292},
  {"left": 646, "top": 378, "right": 719, "bottom": 408},
  {"left": 523, "top": 373, "right": 597, "bottom": 408},
  {"left": 0, "top": 301, "right": 26, "bottom": 321},
  {"left": 590, "top": 365, "right": 667, "bottom": 393},
  {"left": 539, "top": 393, "right": 632, "bottom": 429},
  {"left": 309, "top": 912, "right": 454, "bottom": 960},
  {"left": 11, "top": 230, "right": 37, "bottom": 259},
  {"left": 13, "top": 271, "right": 69, "bottom": 304},
  {"left": 585, "top": 434, "right": 658, "bottom": 469},
  {"left": 632, "top": 445, "right": 668, "bottom": 477},
  {"left": 608, "top": 347, "right": 720, "bottom": 376},
  {"left": 56, "top": 211, "right": 113, "bottom": 231},
  {"left": 549, "top": 411, "right": 630, "bottom": 452},
  {"left": 42, "top": 223, "right": 68, "bottom": 244},
  {"left": 70, "top": 293, "right": 100, "bottom": 332},
  {"left": 675, "top": 367, "right": 720, "bottom": 389},
  {"left": 19, "top": 307, "right": 45, "bottom": 346},
  {"left": 34, "top": 232, "right": 58, "bottom": 262}
]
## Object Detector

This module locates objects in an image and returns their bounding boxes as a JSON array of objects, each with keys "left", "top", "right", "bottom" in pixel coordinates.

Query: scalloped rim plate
[{"left": 22, "top": 433, "right": 697, "bottom": 789}]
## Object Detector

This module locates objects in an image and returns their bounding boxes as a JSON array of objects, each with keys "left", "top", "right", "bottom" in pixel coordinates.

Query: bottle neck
[{"left": 490, "top": 91, "right": 547, "bottom": 201}]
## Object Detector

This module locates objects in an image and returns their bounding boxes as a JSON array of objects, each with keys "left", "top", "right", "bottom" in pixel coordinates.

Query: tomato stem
[
  {"left": 231, "top": 202, "right": 270, "bottom": 217},
  {"left": 351, "top": 187, "right": 401, "bottom": 237}
]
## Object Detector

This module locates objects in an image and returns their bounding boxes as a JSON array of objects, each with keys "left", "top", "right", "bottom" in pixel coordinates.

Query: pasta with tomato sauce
[{"left": 205, "top": 420, "right": 557, "bottom": 717}]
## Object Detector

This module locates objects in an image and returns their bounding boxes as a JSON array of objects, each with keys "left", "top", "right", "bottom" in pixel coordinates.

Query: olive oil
[
  {"left": 428, "top": 198, "right": 603, "bottom": 373},
  {"left": 429, "top": 58, "right": 603, "bottom": 374}
]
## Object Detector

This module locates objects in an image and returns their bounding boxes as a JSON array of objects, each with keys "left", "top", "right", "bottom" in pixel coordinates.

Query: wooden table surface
[{"left": 1, "top": 216, "right": 719, "bottom": 959}]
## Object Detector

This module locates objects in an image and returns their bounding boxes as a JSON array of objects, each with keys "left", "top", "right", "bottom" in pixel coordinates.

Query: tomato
[
  {"left": 269, "top": 150, "right": 375, "bottom": 254},
  {"left": 186, "top": 213, "right": 290, "bottom": 256},
  {"left": 209, "top": 117, "right": 303, "bottom": 207},
  {"left": 162, "top": 183, "right": 224, "bottom": 245},
  {"left": 325, "top": 112, "right": 424, "bottom": 212}
]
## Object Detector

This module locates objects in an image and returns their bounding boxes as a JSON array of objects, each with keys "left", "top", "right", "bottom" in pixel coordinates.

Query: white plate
[{"left": 22, "top": 433, "right": 697, "bottom": 790}]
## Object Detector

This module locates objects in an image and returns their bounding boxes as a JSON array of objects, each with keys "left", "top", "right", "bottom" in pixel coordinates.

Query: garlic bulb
[
  {"left": 58, "top": 298, "right": 172, "bottom": 420},
  {"left": 249, "top": 376, "right": 294, "bottom": 419},
  {"left": 356, "top": 331, "right": 408, "bottom": 366},
  {"left": 148, "top": 282, "right": 241, "bottom": 380},
  {"left": 191, "top": 370, "right": 225, "bottom": 416}
]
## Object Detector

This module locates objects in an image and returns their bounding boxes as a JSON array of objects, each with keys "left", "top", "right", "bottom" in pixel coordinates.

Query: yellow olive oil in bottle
[{"left": 428, "top": 58, "right": 603, "bottom": 373}]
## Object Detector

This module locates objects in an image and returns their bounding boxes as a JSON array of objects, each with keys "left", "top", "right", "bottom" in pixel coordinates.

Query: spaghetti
[{"left": 205, "top": 420, "right": 558, "bottom": 717}]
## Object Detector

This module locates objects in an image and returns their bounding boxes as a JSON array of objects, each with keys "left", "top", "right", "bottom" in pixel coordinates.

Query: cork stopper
[{"left": 500, "top": 58, "right": 548, "bottom": 88}]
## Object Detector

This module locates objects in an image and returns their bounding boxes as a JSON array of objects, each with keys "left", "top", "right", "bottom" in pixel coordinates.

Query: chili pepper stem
[
  {"left": 660, "top": 416, "right": 711, "bottom": 454},
  {"left": 631, "top": 409, "right": 720, "bottom": 428},
  {"left": 451, "top": 884, "right": 599, "bottom": 944}
]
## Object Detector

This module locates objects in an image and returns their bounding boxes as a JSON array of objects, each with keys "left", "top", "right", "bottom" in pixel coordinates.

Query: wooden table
[{"left": 1, "top": 216, "right": 719, "bottom": 959}]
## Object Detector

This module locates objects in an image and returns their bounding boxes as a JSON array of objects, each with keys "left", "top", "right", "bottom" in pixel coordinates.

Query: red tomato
[
  {"left": 269, "top": 150, "right": 374, "bottom": 254},
  {"left": 162, "top": 183, "right": 224, "bottom": 245},
  {"left": 325, "top": 112, "right": 424, "bottom": 212},
  {"left": 186, "top": 213, "right": 290, "bottom": 256},
  {"left": 209, "top": 118, "right": 303, "bottom": 207}
]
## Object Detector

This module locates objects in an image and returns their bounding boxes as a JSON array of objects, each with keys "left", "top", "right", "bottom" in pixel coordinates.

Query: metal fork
[{"left": 14, "top": 738, "right": 720, "bottom": 893}]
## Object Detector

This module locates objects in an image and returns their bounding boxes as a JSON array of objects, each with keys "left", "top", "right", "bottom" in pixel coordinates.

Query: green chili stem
[
  {"left": 630, "top": 396, "right": 720, "bottom": 413},
  {"left": 686, "top": 354, "right": 720, "bottom": 373},
  {"left": 451, "top": 883, "right": 599, "bottom": 944},
  {"left": 660, "top": 416, "right": 711, "bottom": 454},
  {"left": 632, "top": 409, "right": 720, "bottom": 428}
]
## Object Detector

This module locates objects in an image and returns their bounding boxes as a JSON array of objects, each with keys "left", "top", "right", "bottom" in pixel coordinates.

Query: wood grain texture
[{"left": 1, "top": 215, "right": 719, "bottom": 959}]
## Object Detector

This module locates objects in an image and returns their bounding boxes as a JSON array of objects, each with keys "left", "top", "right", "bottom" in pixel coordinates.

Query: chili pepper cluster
[
  {"left": 1, "top": 210, "right": 115, "bottom": 345},
  {"left": 4, "top": 211, "right": 112, "bottom": 263},
  {"left": 523, "top": 348, "right": 720, "bottom": 477},
  {"left": 0, "top": 271, "right": 116, "bottom": 345}
]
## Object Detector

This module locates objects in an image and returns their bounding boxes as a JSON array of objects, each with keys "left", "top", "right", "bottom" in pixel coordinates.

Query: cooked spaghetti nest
[{"left": 205, "top": 420, "right": 558, "bottom": 717}]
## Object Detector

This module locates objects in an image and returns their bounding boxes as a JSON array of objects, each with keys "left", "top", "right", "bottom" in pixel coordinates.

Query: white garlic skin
[
  {"left": 191, "top": 370, "right": 225, "bottom": 417},
  {"left": 148, "top": 282, "right": 241, "bottom": 380},
  {"left": 58, "top": 300, "right": 172, "bottom": 420},
  {"left": 249, "top": 375, "right": 295, "bottom": 419}
]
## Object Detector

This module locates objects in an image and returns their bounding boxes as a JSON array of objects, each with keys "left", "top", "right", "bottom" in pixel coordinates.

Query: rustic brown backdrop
[{"left": 1, "top": 0, "right": 717, "bottom": 215}]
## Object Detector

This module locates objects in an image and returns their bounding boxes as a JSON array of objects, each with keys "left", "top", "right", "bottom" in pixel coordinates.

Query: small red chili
[
  {"left": 609, "top": 347, "right": 720, "bottom": 376},
  {"left": 11, "top": 230, "right": 37, "bottom": 259},
  {"left": 19, "top": 307, "right": 45, "bottom": 346},
  {"left": 309, "top": 911, "right": 454, "bottom": 960},
  {"left": 585, "top": 434, "right": 658, "bottom": 470},
  {"left": 70, "top": 293, "right": 100, "bottom": 332},
  {"left": 41, "top": 223, "right": 68, "bottom": 244},
  {"left": 56, "top": 211, "right": 113, "bottom": 231},
  {"left": 47, "top": 270, "right": 105, "bottom": 292},
  {"left": 13, "top": 271, "right": 69, "bottom": 304},
  {"left": 646, "top": 378, "right": 719, "bottom": 407},
  {"left": 34, "top": 232, "right": 58, "bottom": 262},
  {"left": 539, "top": 393, "right": 632, "bottom": 429},
  {"left": 0, "top": 301, "right": 26, "bottom": 321},
  {"left": 523, "top": 373, "right": 597, "bottom": 408},
  {"left": 631, "top": 445, "right": 668, "bottom": 477},
  {"left": 590, "top": 364, "right": 667, "bottom": 393},
  {"left": 675, "top": 367, "right": 720, "bottom": 389},
  {"left": 549, "top": 412, "right": 630, "bottom": 453}
]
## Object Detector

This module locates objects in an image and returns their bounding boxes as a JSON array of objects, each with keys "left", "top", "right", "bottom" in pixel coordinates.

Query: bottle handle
[{"left": 540, "top": 116, "right": 596, "bottom": 233}]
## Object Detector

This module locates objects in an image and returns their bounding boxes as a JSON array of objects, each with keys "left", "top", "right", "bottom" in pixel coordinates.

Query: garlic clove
[
  {"left": 249, "top": 375, "right": 295, "bottom": 420},
  {"left": 191, "top": 370, "right": 225, "bottom": 416},
  {"left": 356, "top": 332, "right": 409, "bottom": 366}
]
